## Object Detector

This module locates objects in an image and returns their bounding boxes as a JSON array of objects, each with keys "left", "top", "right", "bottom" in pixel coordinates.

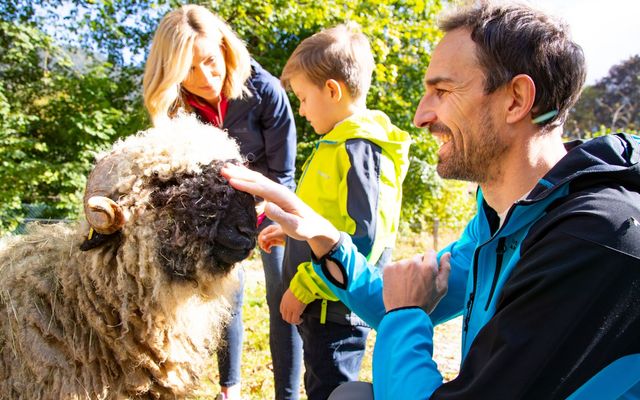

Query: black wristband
[
  {"left": 310, "top": 232, "right": 345, "bottom": 264},
  {"left": 385, "top": 305, "right": 425, "bottom": 315}
]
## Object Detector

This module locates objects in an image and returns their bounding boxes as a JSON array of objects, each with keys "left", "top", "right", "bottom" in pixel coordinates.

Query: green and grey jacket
[{"left": 283, "top": 109, "right": 411, "bottom": 325}]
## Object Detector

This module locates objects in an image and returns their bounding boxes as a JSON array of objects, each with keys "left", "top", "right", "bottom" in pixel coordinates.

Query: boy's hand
[
  {"left": 280, "top": 288, "right": 307, "bottom": 325},
  {"left": 222, "top": 163, "right": 340, "bottom": 258},
  {"left": 258, "top": 224, "right": 286, "bottom": 253}
]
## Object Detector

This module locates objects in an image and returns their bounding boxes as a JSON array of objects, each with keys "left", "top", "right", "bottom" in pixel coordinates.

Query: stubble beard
[{"left": 436, "top": 110, "right": 508, "bottom": 184}]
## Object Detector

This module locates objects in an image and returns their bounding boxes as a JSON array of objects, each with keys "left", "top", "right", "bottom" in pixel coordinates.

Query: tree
[
  {"left": 198, "top": 0, "right": 475, "bottom": 231},
  {"left": 566, "top": 55, "right": 640, "bottom": 138},
  {"left": 1, "top": 0, "right": 476, "bottom": 235},
  {"left": 0, "top": 17, "right": 148, "bottom": 233}
]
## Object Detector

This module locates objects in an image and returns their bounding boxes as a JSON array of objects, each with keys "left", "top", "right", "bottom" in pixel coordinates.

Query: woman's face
[{"left": 182, "top": 35, "right": 227, "bottom": 107}]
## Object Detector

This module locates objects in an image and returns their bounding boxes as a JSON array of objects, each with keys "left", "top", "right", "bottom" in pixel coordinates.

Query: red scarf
[{"left": 186, "top": 93, "right": 229, "bottom": 128}]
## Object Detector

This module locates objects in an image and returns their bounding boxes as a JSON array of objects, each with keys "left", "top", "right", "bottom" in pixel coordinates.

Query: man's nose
[{"left": 413, "top": 95, "right": 437, "bottom": 128}]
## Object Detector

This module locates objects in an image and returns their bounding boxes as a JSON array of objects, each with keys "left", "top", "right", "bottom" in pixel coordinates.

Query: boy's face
[{"left": 289, "top": 73, "right": 339, "bottom": 135}]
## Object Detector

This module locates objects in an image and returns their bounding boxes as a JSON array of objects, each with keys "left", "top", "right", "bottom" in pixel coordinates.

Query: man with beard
[{"left": 222, "top": 1, "right": 640, "bottom": 399}]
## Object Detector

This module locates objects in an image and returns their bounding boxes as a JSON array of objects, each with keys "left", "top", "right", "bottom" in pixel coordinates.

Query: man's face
[{"left": 413, "top": 28, "right": 509, "bottom": 184}]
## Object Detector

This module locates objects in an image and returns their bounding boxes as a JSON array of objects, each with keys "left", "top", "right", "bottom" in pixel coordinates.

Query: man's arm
[
  {"left": 221, "top": 163, "right": 466, "bottom": 328},
  {"left": 374, "top": 208, "right": 640, "bottom": 399},
  {"left": 372, "top": 250, "right": 451, "bottom": 398},
  {"left": 221, "top": 164, "right": 390, "bottom": 325},
  {"left": 221, "top": 163, "right": 341, "bottom": 258}
]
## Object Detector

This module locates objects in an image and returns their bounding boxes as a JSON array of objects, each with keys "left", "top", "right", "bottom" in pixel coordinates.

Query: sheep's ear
[{"left": 85, "top": 196, "right": 126, "bottom": 234}]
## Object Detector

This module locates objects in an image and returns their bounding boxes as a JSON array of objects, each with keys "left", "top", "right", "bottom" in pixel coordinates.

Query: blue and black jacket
[{"left": 312, "top": 133, "right": 640, "bottom": 399}]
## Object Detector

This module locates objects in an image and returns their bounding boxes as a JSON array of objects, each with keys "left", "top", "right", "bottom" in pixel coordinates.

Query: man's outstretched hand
[{"left": 222, "top": 163, "right": 341, "bottom": 258}]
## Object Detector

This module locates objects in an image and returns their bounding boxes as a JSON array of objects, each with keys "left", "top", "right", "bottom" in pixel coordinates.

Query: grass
[{"left": 195, "top": 229, "right": 462, "bottom": 399}]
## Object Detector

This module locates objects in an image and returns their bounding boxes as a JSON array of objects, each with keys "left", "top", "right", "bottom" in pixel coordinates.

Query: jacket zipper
[
  {"left": 297, "top": 142, "right": 319, "bottom": 186},
  {"left": 463, "top": 206, "right": 515, "bottom": 333},
  {"left": 485, "top": 237, "right": 506, "bottom": 310},
  {"left": 463, "top": 248, "right": 481, "bottom": 333}
]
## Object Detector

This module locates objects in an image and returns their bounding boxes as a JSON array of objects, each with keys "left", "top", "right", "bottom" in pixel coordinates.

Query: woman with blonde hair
[{"left": 144, "top": 5, "right": 301, "bottom": 400}]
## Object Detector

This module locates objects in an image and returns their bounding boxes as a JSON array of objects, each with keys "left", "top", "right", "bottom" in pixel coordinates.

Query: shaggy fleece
[{"left": 0, "top": 115, "right": 257, "bottom": 399}]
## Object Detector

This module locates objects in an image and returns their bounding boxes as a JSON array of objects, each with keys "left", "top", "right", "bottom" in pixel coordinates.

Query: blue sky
[{"left": 530, "top": 0, "right": 640, "bottom": 84}]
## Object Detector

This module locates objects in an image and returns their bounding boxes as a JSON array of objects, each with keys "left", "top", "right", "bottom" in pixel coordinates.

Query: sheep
[{"left": 0, "top": 115, "right": 258, "bottom": 399}]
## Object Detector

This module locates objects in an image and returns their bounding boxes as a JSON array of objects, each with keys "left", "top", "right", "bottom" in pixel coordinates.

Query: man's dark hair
[{"left": 439, "top": 1, "right": 586, "bottom": 128}]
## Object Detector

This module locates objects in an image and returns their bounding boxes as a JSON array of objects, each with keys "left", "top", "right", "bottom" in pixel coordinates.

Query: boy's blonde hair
[
  {"left": 143, "top": 5, "right": 251, "bottom": 125},
  {"left": 281, "top": 22, "right": 374, "bottom": 101}
]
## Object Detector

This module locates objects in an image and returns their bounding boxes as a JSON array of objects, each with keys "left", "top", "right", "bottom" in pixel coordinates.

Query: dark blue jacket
[
  {"left": 217, "top": 60, "right": 296, "bottom": 190},
  {"left": 312, "top": 133, "right": 640, "bottom": 399}
]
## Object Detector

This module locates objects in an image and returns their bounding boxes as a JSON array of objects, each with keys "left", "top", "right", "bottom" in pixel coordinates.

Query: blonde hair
[
  {"left": 281, "top": 22, "right": 374, "bottom": 101},
  {"left": 143, "top": 5, "right": 252, "bottom": 125}
]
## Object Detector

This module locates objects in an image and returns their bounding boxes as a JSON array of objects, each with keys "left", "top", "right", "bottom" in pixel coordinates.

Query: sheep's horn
[{"left": 86, "top": 196, "right": 125, "bottom": 234}]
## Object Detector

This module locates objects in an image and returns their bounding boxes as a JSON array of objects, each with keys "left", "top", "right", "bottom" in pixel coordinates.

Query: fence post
[{"left": 433, "top": 218, "right": 439, "bottom": 250}]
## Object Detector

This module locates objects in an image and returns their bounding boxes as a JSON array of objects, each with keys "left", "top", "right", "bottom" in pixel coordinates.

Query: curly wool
[
  {"left": 0, "top": 115, "right": 257, "bottom": 399},
  {"left": 150, "top": 162, "right": 257, "bottom": 280}
]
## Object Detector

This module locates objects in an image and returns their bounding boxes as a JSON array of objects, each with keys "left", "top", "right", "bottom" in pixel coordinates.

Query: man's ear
[
  {"left": 325, "top": 79, "right": 343, "bottom": 102},
  {"left": 504, "top": 74, "right": 536, "bottom": 124}
]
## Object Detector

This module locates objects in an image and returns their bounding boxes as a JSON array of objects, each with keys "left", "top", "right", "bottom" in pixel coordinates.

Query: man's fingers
[
  {"left": 265, "top": 202, "right": 300, "bottom": 232},
  {"left": 222, "top": 163, "right": 261, "bottom": 185},
  {"left": 439, "top": 252, "right": 452, "bottom": 268},
  {"left": 264, "top": 202, "right": 285, "bottom": 222},
  {"left": 436, "top": 252, "right": 452, "bottom": 293},
  {"left": 222, "top": 163, "right": 284, "bottom": 202},
  {"left": 226, "top": 177, "right": 265, "bottom": 198}
]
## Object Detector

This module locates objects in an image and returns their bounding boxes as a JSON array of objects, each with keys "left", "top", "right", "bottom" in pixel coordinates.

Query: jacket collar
[
  {"left": 222, "top": 61, "right": 261, "bottom": 128},
  {"left": 528, "top": 133, "right": 640, "bottom": 201},
  {"left": 477, "top": 133, "right": 640, "bottom": 237}
]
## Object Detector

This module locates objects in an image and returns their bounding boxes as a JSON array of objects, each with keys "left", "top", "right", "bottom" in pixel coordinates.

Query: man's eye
[{"left": 436, "top": 88, "right": 448, "bottom": 97}]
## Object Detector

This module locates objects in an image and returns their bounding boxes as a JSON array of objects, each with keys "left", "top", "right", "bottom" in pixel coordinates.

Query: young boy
[{"left": 259, "top": 23, "right": 411, "bottom": 400}]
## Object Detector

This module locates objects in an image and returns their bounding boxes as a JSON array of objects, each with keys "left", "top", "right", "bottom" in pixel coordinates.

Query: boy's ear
[{"left": 325, "top": 79, "right": 343, "bottom": 102}]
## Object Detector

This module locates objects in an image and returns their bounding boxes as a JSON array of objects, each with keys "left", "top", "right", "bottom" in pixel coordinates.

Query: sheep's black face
[{"left": 149, "top": 161, "right": 257, "bottom": 281}]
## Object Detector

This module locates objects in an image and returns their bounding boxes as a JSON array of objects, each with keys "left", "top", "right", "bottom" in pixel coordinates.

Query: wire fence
[{"left": 3, "top": 204, "right": 74, "bottom": 235}]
